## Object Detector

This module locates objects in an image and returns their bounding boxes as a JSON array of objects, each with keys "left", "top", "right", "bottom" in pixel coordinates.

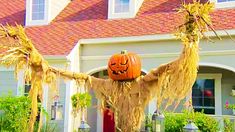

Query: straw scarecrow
[{"left": 0, "top": 1, "right": 217, "bottom": 132}]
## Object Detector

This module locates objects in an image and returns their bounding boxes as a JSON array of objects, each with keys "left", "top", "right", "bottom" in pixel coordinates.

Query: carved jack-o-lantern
[{"left": 108, "top": 50, "right": 141, "bottom": 81}]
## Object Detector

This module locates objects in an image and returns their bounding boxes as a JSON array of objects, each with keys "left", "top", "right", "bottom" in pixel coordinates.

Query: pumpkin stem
[{"left": 121, "top": 50, "right": 127, "bottom": 54}]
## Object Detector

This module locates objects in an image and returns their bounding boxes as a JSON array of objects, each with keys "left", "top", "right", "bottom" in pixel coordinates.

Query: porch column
[{"left": 64, "top": 43, "right": 81, "bottom": 132}]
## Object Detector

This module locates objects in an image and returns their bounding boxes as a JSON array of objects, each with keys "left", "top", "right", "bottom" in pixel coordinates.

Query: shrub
[
  {"left": 165, "top": 111, "right": 219, "bottom": 132},
  {"left": 164, "top": 113, "right": 187, "bottom": 132},
  {"left": 223, "top": 117, "right": 235, "bottom": 132},
  {"left": 0, "top": 95, "right": 31, "bottom": 131},
  {"left": 34, "top": 121, "right": 59, "bottom": 132}
]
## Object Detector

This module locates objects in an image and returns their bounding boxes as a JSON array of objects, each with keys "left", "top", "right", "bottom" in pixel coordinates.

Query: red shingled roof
[
  {"left": 0, "top": 0, "right": 235, "bottom": 55},
  {"left": 0, "top": 0, "right": 25, "bottom": 26}
]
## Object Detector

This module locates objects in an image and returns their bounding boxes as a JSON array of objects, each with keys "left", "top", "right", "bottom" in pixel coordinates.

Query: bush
[
  {"left": 223, "top": 117, "right": 235, "bottom": 132},
  {"left": 165, "top": 111, "right": 219, "bottom": 132},
  {"left": 0, "top": 95, "right": 31, "bottom": 131},
  {"left": 164, "top": 113, "right": 187, "bottom": 132},
  {"left": 34, "top": 121, "right": 59, "bottom": 132}
]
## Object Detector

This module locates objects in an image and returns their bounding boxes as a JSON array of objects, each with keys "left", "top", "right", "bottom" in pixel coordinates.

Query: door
[{"left": 103, "top": 107, "right": 115, "bottom": 132}]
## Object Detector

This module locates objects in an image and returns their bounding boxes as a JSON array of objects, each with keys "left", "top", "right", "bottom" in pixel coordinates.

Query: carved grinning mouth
[{"left": 110, "top": 66, "right": 129, "bottom": 75}]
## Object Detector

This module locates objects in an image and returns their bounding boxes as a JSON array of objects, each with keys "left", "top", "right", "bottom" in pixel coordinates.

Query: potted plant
[
  {"left": 71, "top": 92, "right": 92, "bottom": 131},
  {"left": 71, "top": 93, "right": 92, "bottom": 116},
  {"left": 225, "top": 100, "right": 235, "bottom": 115}
]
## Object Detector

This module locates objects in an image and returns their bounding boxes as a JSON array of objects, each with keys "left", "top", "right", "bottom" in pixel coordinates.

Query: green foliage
[
  {"left": 223, "top": 117, "right": 234, "bottom": 132},
  {"left": 225, "top": 105, "right": 235, "bottom": 110},
  {"left": 71, "top": 93, "right": 92, "bottom": 110},
  {"left": 164, "top": 113, "right": 187, "bottom": 132},
  {"left": 225, "top": 101, "right": 235, "bottom": 110},
  {"left": 193, "top": 112, "right": 219, "bottom": 132},
  {"left": 165, "top": 111, "right": 219, "bottom": 132},
  {"left": 34, "top": 121, "right": 58, "bottom": 132},
  {"left": 145, "top": 114, "right": 153, "bottom": 129},
  {"left": 0, "top": 95, "right": 31, "bottom": 131}
]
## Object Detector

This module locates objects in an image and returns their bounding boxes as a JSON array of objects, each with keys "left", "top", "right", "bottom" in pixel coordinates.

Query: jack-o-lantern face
[{"left": 108, "top": 50, "right": 141, "bottom": 81}]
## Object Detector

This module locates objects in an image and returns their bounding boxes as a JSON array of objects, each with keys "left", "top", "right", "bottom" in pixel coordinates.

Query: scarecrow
[{"left": 0, "top": 1, "right": 217, "bottom": 132}]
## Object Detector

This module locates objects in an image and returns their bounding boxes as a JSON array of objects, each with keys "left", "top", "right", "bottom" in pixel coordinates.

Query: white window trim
[
  {"left": 108, "top": 0, "right": 144, "bottom": 19},
  {"left": 108, "top": 0, "right": 134, "bottom": 19},
  {"left": 193, "top": 73, "right": 222, "bottom": 115},
  {"left": 211, "top": 0, "right": 235, "bottom": 9},
  {"left": 17, "top": 70, "right": 25, "bottom": 96},
  {"left": 26, "top": 0, "right": 49, "bottom": 26}
]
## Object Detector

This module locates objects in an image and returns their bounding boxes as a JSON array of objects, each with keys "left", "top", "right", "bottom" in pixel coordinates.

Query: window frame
[
  {"left": 24, "top": 82, "right": 31, "bottom": 96},
  {"left": 191, "top": 74, "right": 222, "bottom": 115},
  {"left": 26, "top": 0, "right": 49, "bottom": 26},
  {"left": 31, "top": 0, "right": 46, "bottom": 20},
  {"left": 211, "top": 0, "right": 235, "bottom": 8},
  {"left": 108, "top": 0, "right": 135, "bottom": 19}
]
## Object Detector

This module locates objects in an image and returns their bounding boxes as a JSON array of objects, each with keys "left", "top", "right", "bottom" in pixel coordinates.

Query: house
[{"left": 0, "top": 0, "right": 235, "bottom": 131}]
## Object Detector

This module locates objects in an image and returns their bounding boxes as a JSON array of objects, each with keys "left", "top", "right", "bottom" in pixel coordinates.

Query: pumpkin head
[{"left": 108, "top": 50, "right": 141, "bottom": 81}]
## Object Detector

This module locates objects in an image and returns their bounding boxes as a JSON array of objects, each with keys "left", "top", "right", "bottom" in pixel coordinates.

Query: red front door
[{"left": 103, "top": 108, "right": 115, "bottom": 132}]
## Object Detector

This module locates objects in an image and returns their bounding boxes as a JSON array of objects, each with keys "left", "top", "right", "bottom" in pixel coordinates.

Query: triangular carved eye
[
  {"left": 120, "top": 60, "right": 128, "bottom": 65},
  {"left": 111, "top": 63, "right": 116, "bottom": 65}
]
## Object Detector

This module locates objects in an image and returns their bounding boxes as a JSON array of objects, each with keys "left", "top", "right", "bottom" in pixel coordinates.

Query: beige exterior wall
[
  {"left": 0, "top": 70, "right": 17, "bottom": 96},
  {"left": 80, "top": 36, "right": 235, "bottom": 73},
  {"left": 49, "top": 0, "right": 70, "bottom": 22}
]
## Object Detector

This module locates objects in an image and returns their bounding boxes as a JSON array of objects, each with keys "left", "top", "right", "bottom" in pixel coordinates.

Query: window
[
  {"left": 192, "top": 79, "right": 215, "bottom": 114},
  {"left": 32, "top": 0, "right": 45, "bottom": 20},
  {"left": 24, "top": 82, "right": 31, "bottom": 96},
  {"left": 217, "top": 0, "right": 235, "bottom": 2},
  {"left": 211, "top": 0, "right": 235, "bottom": 8},
  {"left": 114, "top": 0, "right": 130, "bottom": 13}
]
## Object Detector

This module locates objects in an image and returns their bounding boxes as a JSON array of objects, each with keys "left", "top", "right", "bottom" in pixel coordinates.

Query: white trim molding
[
  {"left": 196, "top": 74, "right": 222, "bottom": 115},
  {"left": 79, "top": 29, "right": 235, "bottom": 45},
  {"left": 16, "top": 70, "right": 24, "bottom": 96},
  {"left": 200, "top": 62, "right": 235, "bottom": 73},
  {"left": 211, "top": 0, "right": 235, "bottom": 9},
  {"left": 108, "top": 0, "right": 144, "bottom": 19},
  {"left": 81, "top": 50, "right": 235, "bottom": 61},
  {"left": 86, "top": 66, "right": 107, "bottom": 75},
  {"left": 64, "top": 43, "right": 81, "bottom": 132}
]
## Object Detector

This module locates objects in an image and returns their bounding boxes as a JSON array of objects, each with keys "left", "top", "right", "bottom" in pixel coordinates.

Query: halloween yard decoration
[
  {"left": 108, "top": 50, "right": 141, "bottom": 81},
  {"left": 0, "top": 1, "right": 217, "bottom": 132}
]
